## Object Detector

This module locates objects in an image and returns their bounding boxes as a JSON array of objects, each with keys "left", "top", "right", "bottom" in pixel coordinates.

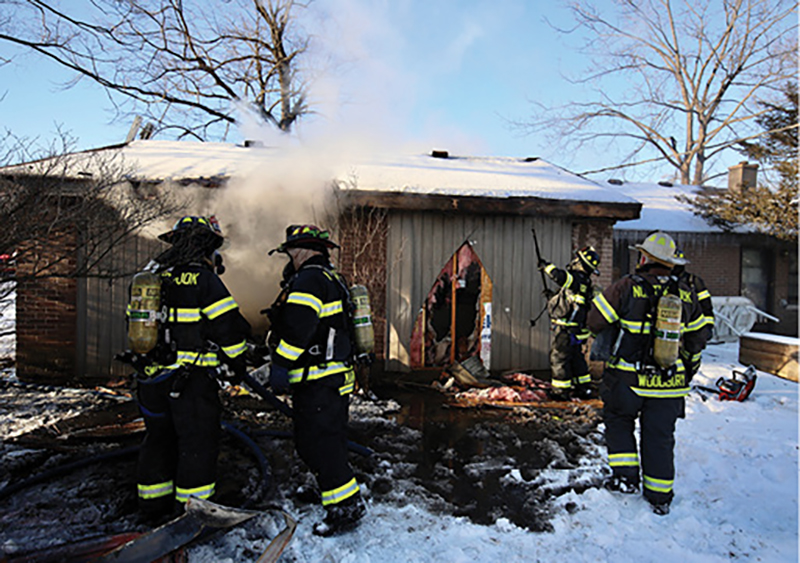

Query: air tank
[
  {"left": 349, "top": 285, "right": 374, "bottom": 355},
  {"left": 128, "top": 271, "right": 161, "bottom": 354},
  {"left": 653, "top": 293, "right": 682, "bottom": 368}
]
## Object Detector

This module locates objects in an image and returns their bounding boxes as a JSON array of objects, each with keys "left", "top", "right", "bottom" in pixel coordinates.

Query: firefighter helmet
[
  {"left": 269, "top": 224, "right": 339, "bottom": 255},
  {"left": 577, "top": 246, "right": 601, "bottom": 275},
  {"left": 631, "top": 231, "right": 686, "bottom": 266},
  {"left": 158, "top": 215, "right": 225, "bottom": 250}
]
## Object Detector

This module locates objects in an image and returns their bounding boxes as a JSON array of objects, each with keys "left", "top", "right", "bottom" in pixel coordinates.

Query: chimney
[{"left": 728, "top": 161, "right": 758, "bottom": 193}]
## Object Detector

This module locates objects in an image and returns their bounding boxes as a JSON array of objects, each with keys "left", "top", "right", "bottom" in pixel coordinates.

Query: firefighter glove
[
  {"left": 538, "top": 258, "right": 548, "bottom": 270},
  {"left": 270, "top": 363, "right": 290, "bottom": 394},
  {"left": 222, "top": 355, "right": 248, "bottom": 385}
]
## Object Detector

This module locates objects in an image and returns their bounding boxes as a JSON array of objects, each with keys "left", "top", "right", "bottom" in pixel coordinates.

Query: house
[
  {"left": 3, "top": 140, "right": 641, "bottom": 383},
  {"left": 607, "top": 162, "right": 798, "bottom": 338}
]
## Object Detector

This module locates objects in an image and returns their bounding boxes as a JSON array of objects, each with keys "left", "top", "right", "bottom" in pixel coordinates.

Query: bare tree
[
  {"left": 0, "top": 132, "right": 181, "bottom": 305},
  {"left": 0, "top": 0, "right": 311, "bottom": 140},
  {"left": 678, "top": 81, "right": 798, "bottom": 241},
  {"left": 525, "top": 0, "right": 797, "bottom": 184}
]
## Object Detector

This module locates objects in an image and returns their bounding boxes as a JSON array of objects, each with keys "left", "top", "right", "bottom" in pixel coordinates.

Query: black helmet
[
  {"left": 158, "top": 215, "right": 224, "bottom": 250},
  {"left": 577, "top": 245, "right": 601, "bottom": 275},
  {"left": 269, "top": 224, "right": 339, "bottom": 255}
]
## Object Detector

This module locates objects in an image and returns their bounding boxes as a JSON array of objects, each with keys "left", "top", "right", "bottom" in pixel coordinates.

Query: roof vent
[
  {"left": 607, "top": 178, "right": 623, "bottom": 185},
  {"left": 431, "top": 150, "right": 449, "bottom": 159},
  {"left": 658, "top": 181, "right": 674, "bottom": 187},
  {"left": 523, "top": 156, "right": 539, "bottom": 162},
  {"left": 243, "top": 140, "right": 264, "bottom": 148}
]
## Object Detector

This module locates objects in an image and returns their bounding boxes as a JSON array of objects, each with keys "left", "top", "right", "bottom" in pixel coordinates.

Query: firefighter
[
  {"left": 539, "top": 245, "right": 601, "bottom": 400},
  {"left": 674, "top": 248, "right": 715, "bottom": 376},
  {"left": 587, "top": 231, "right": 709, "bottom": 515},
  {"left": 133, "top": 215, "right": 251, "bottom": 522},
  {"left": 267, "top": 224, "right": 365, "bottom": 537}
]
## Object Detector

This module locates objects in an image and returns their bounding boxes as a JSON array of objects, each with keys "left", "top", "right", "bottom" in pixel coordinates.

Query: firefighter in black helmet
[
  {"left": 132, "top": 215, "right": 251, "bottom": 523},
  {"left": 539, "top": 245, "right": 601, "bottom": 400},
  {"left": 587, "top": 231, "right": 709, "bottom": 516},
  {"left": 267, "top": 224, "right": 365, "bottom": 537}
]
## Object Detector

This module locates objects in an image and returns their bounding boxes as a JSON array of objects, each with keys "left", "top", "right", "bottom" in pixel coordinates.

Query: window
[{"left": 741, "top": 247, "right": 771, "bottom": 312}]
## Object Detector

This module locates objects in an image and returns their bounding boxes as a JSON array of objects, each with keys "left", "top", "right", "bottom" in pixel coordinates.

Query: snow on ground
[
  {"left": 0, "top": 341, "right": 797, "bottom": 562},
  {"left": 189, "top": 342, "right": 798, "bottom": 563}
]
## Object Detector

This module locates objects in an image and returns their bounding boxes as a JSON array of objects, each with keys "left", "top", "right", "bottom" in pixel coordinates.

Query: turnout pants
[
  {"left": 292, "top": 372, "right": 360, "bottom": 508},
  {"left": 550, "top": 326, "right": 590, "bottom": 391},
  {"left": 600, "top": 373, "right": 683, "bottom": 505},
  {"left": 136, "top": 367, "right": 222, "bottom": 514}
]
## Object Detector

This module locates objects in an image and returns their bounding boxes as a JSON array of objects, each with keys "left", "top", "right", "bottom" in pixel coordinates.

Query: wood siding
[
  {"left": 385, "top": 211, "right": 571, "bottom": 373},
  {"left": 76, "top": 235, "right": 161, "bottom": 379}
]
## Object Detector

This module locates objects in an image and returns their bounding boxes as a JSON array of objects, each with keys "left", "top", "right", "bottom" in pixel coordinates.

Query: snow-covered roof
[
  {"left": 337, "top": 154, "right": 638, "bottom": 204},
  {"left": 606, "top": 180, "right": 724, "bottom": 233},
  {"left": 2, "top": 140, "right": 640, "bottom": 206}
]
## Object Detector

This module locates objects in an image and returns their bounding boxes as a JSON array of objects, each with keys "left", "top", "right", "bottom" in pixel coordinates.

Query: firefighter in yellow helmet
[
  {"left": 587, "top": 231, "right": 709, "bottom": 515},
  {"left": 130, "top": 215, "right": 251, "bottom": 523},
  {"left": 539, "top": 245, "right": 601, "bottom": 400},
  {"left": 266, "top": 224, "right": 365, "bottom": 536}
]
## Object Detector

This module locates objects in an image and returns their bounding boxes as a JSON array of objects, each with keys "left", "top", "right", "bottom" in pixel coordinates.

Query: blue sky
[{"left": 0, "top": 1, "right": 690, "bottom": 182}]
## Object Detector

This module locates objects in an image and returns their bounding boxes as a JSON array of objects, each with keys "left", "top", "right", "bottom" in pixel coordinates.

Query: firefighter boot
[{"left": 313, "top": 494, "right": 366, "bottom": 537}]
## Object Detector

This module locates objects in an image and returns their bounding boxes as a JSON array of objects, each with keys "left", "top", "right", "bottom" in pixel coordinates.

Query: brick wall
[
  {"left": 674, "top": 239, "right": 741, "bottom": 297},
  {"left": 336, "top": 209, "right": 389, "bottom": 361},
  {"left": 16, "top": 228, "right": 78, "bottom": 382},
  {"left": 572, "top": 220, "right": 615, "bottom": 290}
]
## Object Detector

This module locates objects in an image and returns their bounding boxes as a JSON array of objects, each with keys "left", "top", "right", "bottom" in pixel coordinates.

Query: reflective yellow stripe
[
  {"left": 288, "top": 363, "right": 352, "bottom": 384},
  {"left": 684, "top": 315, "right": 707, "bottom": 332},
  {"left": 276, "top": 340, "right": 304, "bottom": 362},
  {"left": 552, "top": 319, "right": 579, "bottom": 327},
  {"left": 320, "top": 301, "right": 344, "bottom": 318},
  {"left": 172, "top": 308, "right": 202, "bottom": 323},
  {"left": 572, "top": 294, "right": 586, "bottom": 305},
  {"left": 594, "top": 294, "right": 618, "bottom": 324},
  {"left": 620, "top": 318, "right": 648, "bottom": 334},
  {"left": 631, "top": 386, "right": 690, "bottom": 398},
  {"left": 643, "top": 475, "right": 673, "bottom": 494},
  {"left": 222, "top": 340, "right": 247, "bottom": 358},
  {"left": 321, "top": 477, "right": 360, "bottom": 506},
  {"left": 287, "top": 292, "right": 322, "bottom": 314},
  {"left": 339, "top": 370, "right": 355, "bottom": 395},
  {"left": 697, "top": 289, "right": 711, "bottom": 301},
  {"left": 138, "top": 480, "right": 174, "bottom": 500},
  {"left": 175, "top": 483, "right": 215, "bottom": 503},
  {"left": 609, "top": 453, "right": 639, "bottom": 467},
  {"left": 202, "top": 296, "right": 238, "bottom": 320},
  {"left": 176, "top": 350, "right": 220, "bottom": 367},
  {"left": 577, "top": 373, "right": 592, "bottom": 384},
  {"left": 608, "top": 359, "right": 638, "bottom": 372},
  {"left": 552, "top": 379, "right": 572, "bottom": 389}
]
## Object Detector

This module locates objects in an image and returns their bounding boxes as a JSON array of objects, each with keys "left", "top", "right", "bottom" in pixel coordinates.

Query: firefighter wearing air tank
[
  {"left": 267, "top": 225, "right": 366, "bottom": 537},
  {"left": 127, "top": 216, "right": 251, "bottom": 522},
  {"left": 539, "top": 246, "right": 601, "bottom": 400},
  {"left": 587, "top": 231, "right": 710, "bottom": 516}
]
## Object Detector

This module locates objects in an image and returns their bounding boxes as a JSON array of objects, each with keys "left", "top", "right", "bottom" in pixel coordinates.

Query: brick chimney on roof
[{"left": 728, "top": 161, "right": 758, "bottom": 193}]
